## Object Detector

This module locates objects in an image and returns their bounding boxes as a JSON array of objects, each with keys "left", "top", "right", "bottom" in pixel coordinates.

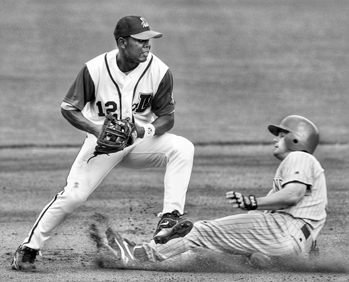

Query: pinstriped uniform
[
  {"left": 268, "top": 151, "right": 327, "bottom": 239},
  {"left": 148, "top": 151, "right": 327, "bottom": 260}
]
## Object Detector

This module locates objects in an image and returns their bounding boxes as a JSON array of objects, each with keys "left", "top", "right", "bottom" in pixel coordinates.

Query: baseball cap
[{"left": 114, "top": 16, "right": 163, "bottom": 40}]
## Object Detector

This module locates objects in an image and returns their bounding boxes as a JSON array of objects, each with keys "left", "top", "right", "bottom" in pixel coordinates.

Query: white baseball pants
[{"left": 22, "top": 133, "right": 194, "bottom": 250}]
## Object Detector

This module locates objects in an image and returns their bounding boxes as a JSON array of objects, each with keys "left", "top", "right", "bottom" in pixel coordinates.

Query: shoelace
[{"left": 155, "top": 210, "right": 182, "bottom": 234}]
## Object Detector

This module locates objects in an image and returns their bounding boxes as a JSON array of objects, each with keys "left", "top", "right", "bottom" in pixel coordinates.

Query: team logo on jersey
[
  {"left": 140, "top": 17, "right": 149, "bottom": 28},
  {"left": 132, "top": 93, "right": 153, "bottom": 113},
  {"left": 273, "top": 177, "right": 282, "bottom": 191}
]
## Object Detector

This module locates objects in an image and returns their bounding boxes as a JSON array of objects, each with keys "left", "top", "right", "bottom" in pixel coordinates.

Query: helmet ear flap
[
  {"left": 292, "top": 137, "right": 299, "bottom": 145},
  {"left": 285, "top": 132, "right": 301, "bottom": 152}
]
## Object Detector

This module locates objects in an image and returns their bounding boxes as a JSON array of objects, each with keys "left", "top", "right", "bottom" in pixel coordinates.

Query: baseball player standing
[
  {"left": 11, "top": 15, "right": 194, "bottom": 271},
  {"left": 101, "top": 115, "right": 328, "bottom": 268}
]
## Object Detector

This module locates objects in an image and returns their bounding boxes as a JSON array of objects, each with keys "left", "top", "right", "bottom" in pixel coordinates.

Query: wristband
[{"left": 142, "top": 124, "right": 155, "bottom": 139}]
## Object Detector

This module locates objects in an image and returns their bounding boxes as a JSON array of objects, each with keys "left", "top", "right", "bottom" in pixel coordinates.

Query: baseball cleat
[
  {"left": 153, "top": 217, "right": 194, "bottom": 244},
  {"left": 105, "top": 227, "right": 138, "bottom": 266},
  {"left": 89, "top": 223, "right": 109, "bottom": 250},
  {"left": 11, "top": 245, "right": 38, "bottom": 271}
]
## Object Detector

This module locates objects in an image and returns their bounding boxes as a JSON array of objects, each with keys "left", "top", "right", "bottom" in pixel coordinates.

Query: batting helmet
[{"left": 268, "top": 115, "right": 319, "bottom": 154}]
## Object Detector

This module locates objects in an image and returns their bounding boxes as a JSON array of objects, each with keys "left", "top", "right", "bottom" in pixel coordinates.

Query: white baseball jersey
[
  {"left": 22, "top": 49, "right": 194, "bottom": 252},
  {"left": 63, "top": 49, "right": 175, "bottom": 126}
]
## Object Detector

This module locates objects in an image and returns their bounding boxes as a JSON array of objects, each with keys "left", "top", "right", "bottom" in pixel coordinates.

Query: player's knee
[
  {"left": 60, "top": 183, "right": 89, "bottom": 213},
  {"left": 172, "top": 137, "right": 195, "bottom": 160},
  {"left": 184, "top": 221, "right": 205, "bottom": 239},
  {"left": 193, "top": 220, "right": 205, "bottom": 230}
]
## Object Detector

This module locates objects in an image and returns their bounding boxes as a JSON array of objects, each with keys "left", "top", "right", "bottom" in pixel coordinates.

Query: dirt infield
[
  {"left": 1, "top": 144, "right": 348, "bottom": 281},
  {"left": 1, "top": 0, "right": 349, "bottom": 280}
]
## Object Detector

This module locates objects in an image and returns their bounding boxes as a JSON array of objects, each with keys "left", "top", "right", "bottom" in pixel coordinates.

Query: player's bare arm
[
  {"left": 254, "top": 182, "right": 307, "bottom": 210},
  {"left": 134, "top": 113, "right": 174, "bottom": 138},
  {"left": 152, "top": 112, "right": 175, "bottom": 134},
  {"left": 226, "top": 182, "right": 307, "bottom": 211},
  {"left": 61, "top": 108, "right": 102, "bottom": 138}
]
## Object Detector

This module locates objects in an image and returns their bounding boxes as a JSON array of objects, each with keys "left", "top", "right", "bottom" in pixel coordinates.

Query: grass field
[
  {"left": 1, "top": 0, "right": 349, "bottom": 281},
  {"left": 1, "top": 0, "right": 348, "bottom": 146}
]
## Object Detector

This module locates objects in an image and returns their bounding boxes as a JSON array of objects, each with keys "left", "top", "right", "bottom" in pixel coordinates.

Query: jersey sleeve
[
  {"left": 280, "top": 152, "right": 319, "bottom": 190},
  {"left": 151, "top": 69, "right": 175, "bottom": 116},
  {"left": 63, "top": 65, "right": 95, "bottom": 111}
]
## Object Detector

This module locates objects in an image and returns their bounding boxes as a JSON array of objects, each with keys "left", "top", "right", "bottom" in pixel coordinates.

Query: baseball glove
[{"left": 94, "top": 114, "right": 137, "bottom": 155}]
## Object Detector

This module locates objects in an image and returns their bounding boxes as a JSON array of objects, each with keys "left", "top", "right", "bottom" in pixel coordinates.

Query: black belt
[
  {"left": 271, "top": 211, "right": 311, "bottom": 239},
  {"left": 301, "top": 224, "right": 311, "bottom": 240}
]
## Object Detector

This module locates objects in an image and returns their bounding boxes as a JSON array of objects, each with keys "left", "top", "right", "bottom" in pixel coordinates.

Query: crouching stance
[
  {"left": 95, "top": 115, "right": 327, "bottom": 268},
  {"left": 11, "top": 15, "right": 194, "bottom": 271}
]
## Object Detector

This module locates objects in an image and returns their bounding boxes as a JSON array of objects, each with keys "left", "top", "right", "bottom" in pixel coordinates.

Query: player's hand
[
  {"left": 226, "top": 191, "right": 242, "bottom": 209},
  {"left": 226, "top": 191, "right": 258, "bottom": 210}
]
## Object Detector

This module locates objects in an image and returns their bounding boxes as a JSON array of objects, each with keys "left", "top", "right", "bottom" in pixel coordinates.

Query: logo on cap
[
  {"left": 114, "top": 15, "right": 163, "bottom": 40},
  {"left": 140, "top": 17, "right": 149, "bottom": 28}
]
